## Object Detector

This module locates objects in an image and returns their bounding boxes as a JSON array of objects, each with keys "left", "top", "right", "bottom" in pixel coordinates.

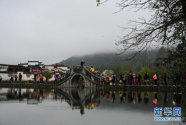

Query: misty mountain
[
  {"left": 58, "top": 50, "right": 160, "bottom": 72},
  {"left": 59, "top": 53, "right": 127, "bottom": 71}
]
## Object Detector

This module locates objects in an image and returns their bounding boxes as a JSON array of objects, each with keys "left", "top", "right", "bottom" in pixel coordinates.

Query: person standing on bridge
[
  {"left": 0, "top": 76, "right": 2, "bottom": 82},
  {"left": 95, "top": 69, "right": 100, "bottom": 76},
  {"left": 54, "top": 75, "right": 58, "bottom": 84},
  {"left": 144, "top": 73, "right": 149, "bottom": 85},
  {"left": 9, "top": 75, "right": 13, "bottom": 83},
  {"left": 119, "top": 74, "right": 123, "bottom": 84},
  {"left": 112, "top": 74, "right": 116, "bottom": 85},
  {"left": 40, "top": 75, "right": 44, "bottom": 84},
  {"left": 162, "top": 73, "right": 167, "bottom": 85},
  {"left": 19, "top": 73, "right": 22, "bottom": 83},
  {"left": 90, "top": 66, "right": 95, "bottom": 73},
  {"left": 15, "top": 74, "right": 18, "bottom": 83},
  {"left": 132, "top": 74, "right": 136, "bottom": 85},
  {"left": 153, "top": 73, "right": 158, "bottom": 85},
  {"left": 80, "top": 60, "right": 85, "bottom": 67},
  {"left": 106, "top": 74, "right": 109, "bottom": 85},
  {"left": 129, "top": 73, "right": 133, "bottom": 85},
  {"left": 136, "top": 73, "right": 142, "bottom": 85},
  {"left": 122, "top": 74, "right": 126, "bottom": 85}
]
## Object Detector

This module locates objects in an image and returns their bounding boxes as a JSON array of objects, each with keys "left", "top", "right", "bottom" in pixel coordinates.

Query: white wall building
[{"left": 0, "top": 61, "right": 70, "bottom": 82}]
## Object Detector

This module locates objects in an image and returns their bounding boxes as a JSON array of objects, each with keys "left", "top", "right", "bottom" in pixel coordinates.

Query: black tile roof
[{"left": 8, "top": 65, "right": 29, "bottom": 69}]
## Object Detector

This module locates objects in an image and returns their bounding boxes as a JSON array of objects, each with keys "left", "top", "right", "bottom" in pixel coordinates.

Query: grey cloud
[{"left": 0, "top": 0, "right": 151, "bottom": 65}]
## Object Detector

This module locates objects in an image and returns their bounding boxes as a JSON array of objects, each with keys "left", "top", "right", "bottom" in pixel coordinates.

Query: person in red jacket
[
  {"left": 153, "top": 73, "right": 157, "bottom": 85},
  {"left": 132, "top": 74, "right": 137, "bottom": 85},
  {"left": 106, "top": 74, "right": 110, "bottom": 85},
  {"left": 40, "top": 75, "right": 44, "bottom": 83}
]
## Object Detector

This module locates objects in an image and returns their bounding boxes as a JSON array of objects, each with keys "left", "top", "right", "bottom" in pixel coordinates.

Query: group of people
[
  {"left": 80, "top": 60, "right": 100, "bottom": 76},
  {"left": 172, "top": 73, "right": 186, "bottom": 85},
  {"left": 0, "top": 73, "right": 69, "bottom": 84},
  {"left": 9, "top": 73, "right": 22, "bottom": 83},
  {"left": 90, "top": 66, "right": 100, "bottom": 76},
  {"left": 105, "top": 72, "right": 168, "bottom": 85},
  {"left": 40, "top": 74, "right": 62, "bottom": 84},
  {"left": 54, "top": 75, "right": 64, "bottom": 84},
  {"left": 106, "top": 74, "right": 117, "bottom": 85},
  {"left": 54, "top": 75, "right": 59, "bottom": 84}
]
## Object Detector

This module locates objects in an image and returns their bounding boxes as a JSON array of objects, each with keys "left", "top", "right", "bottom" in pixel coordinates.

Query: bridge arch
[
  {"left": 70, "top": 73, "right": 91, "bottom": 87},
  {"left": 70, "top": 89, "right": 85, "bottom": 101},
  {"left": 59, "top": 66, "right": 104, "bottom": 87}
]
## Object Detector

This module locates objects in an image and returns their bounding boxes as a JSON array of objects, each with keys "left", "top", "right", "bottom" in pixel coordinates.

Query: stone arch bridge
[{"left": 57, "top": 66, "right": 105, "bottom": 87}]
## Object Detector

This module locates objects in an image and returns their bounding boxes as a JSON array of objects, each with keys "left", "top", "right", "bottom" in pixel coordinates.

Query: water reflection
[
  {"left": 153, "top": 92, "right": 157, "bottom": 105},
  {"left": 0, "top": 87, "right": 186, "bottom": 123},
  {"left": 144, "top": 92, "right": 149, "bottom": 104},
  {"left": 56, "top": 88, "right": 102, "bottom": 115},
  {"left": 137, "top": 92, "right": 142, "bottom": 104}
]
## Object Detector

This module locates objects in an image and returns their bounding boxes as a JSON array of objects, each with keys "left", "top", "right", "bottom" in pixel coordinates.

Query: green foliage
[
  {"left": 139, "top": 66, "right": 151, "bottom": 77},
  {"left": 121, "top": 62, "right": 133, "bottom": 72},
  {"left": 151, "top": 68, "right": 164, "bottom": 75},
  {"left": 108, "top": 62, "right": 134, "bottom": 75},
  {"left": 108, "top": 65, "right": 120, "bottom": 75},
  {"left": 115, "top": 0, "right": 186, "bottom": 54},
  {"left": 59, "top": 53, "right": 125, "bottom": 71},
  {"left": 43, "top": 71, "right": 52, "bottom": 82},
  {"left": 164, "top": 42, "right": 186, "bottom": 74},
  {"left": 119, "top": 70, "right": 131, "bottom": 75},
  {"left": 111, "top": 0, "right": 186, "bottom": 73},
  {"left": 59, "top": 49, "right": 180, "bottom": 76}
]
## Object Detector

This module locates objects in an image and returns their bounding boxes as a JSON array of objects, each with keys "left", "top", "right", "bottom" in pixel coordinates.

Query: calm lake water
[{"left": 0, "top": 87, "right": 185, "bottom": 125}]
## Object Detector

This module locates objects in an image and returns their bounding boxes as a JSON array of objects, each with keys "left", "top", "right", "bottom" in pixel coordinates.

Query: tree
[
  {"left": 117, "top": 0, "right": 186, "bottom": 53},
  {"left": 121, "top": 61, "right": 133, "bottom": 72},
  {"left": 139, "top": 66, "right": 151, "bottom": 77},
  {"left": 108, "top": 65, "right": 120, "bottom": 75},
  {"left": 98, "top": 0, "right": 186, "bottom": 65},
  {"left": 43, "top": 71, "right": 52, "bottom": 82},
  {"left": 162, "top": 41, "right": 186, "bottom": 74}
]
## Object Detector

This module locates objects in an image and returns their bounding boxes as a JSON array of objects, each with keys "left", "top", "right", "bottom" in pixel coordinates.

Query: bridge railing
[
  {"left": 58, "top": 66, "right": 105, "bottom": 86},
  {"left": 84, "top": 68, "right": 91, "bottom": 79},
  {"left": 83, "top": 66, "right": 105, "bottom": 85},
  {"left": 73, "top": 66, "right": 83, "bottom": 73},
  {"left": 56, "top": 69, "right": 72, "bottom": 85}
]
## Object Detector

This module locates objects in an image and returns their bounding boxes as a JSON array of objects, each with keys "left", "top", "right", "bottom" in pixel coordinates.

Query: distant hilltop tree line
[{"left": 59, "top": 47, "right": 185, "bottom": 81}]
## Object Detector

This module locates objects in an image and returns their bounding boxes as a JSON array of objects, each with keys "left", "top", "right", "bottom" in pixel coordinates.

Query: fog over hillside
[{"left": 59, "top": 50, "right": 159, "bottom": 71}]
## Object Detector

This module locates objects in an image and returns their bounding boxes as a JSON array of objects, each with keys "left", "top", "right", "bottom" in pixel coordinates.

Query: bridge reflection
[{"left": 56, "top": 88, "right": 102, "bottom": 114}]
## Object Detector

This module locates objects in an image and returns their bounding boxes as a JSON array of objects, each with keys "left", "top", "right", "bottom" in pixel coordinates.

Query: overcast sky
[{"left": 0, "top": 0, "right": 150, "bottom": 65}]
